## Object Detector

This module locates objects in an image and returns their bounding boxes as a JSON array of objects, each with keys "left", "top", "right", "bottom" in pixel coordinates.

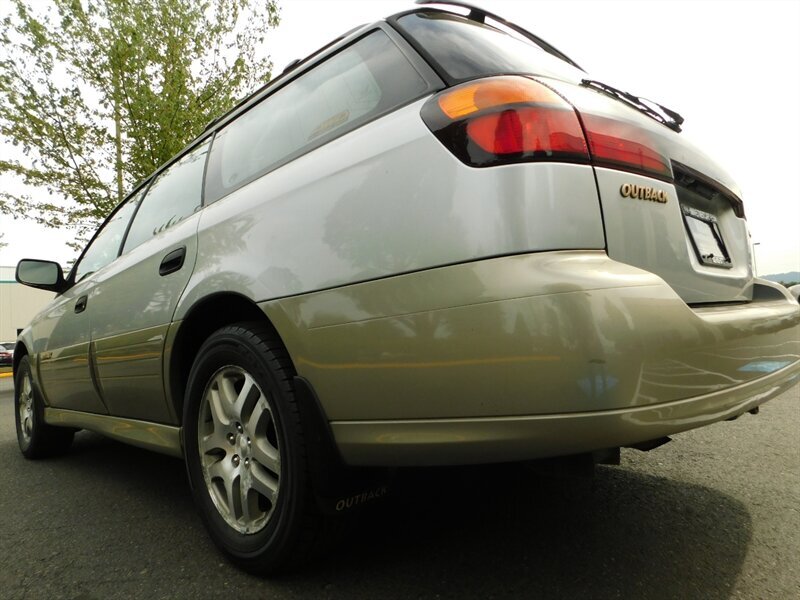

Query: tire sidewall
[{"left": 183, "top": 327, "right": 305, "bottom": 565}]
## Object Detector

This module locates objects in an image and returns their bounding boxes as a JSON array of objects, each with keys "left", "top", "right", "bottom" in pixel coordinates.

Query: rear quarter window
[{"left": 205, "top": 30, "right": 429, "bottom": 203}]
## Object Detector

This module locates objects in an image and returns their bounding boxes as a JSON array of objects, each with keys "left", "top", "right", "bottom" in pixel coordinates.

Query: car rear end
[
  {"left": 271, "top": 6, "right": 800, "bottom": 466},
  {"left": 0, "top": 343, "right": 14, "bottom": 367}
]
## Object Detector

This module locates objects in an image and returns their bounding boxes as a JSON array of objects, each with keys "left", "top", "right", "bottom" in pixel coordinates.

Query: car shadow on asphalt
[
  {"left": 4, "top": 431, "right": 752, "bottom": 600},
  {"left": 269, "top": 463, "right": 752, "bottom": 600}
]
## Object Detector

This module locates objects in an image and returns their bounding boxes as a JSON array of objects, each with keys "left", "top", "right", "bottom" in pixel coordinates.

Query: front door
[{"left": 35, "top": 197, "right": 141, "bottom": 414}]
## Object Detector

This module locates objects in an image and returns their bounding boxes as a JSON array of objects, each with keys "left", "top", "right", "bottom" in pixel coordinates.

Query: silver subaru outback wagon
[{"left": 13, "top": 0, "right": 800, "bottom": 572}]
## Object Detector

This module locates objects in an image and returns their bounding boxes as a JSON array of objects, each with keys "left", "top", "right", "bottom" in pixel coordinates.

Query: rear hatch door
[{"left": 545, "top": 78, "right": 754, "bottom": 304}]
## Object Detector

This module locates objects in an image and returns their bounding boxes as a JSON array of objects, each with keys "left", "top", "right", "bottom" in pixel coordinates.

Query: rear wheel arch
[
  {"left": 167, "top": 293, "right": 287, "bottom": 421},
  {"left": 168, "top": 292, "right": 375, "bottom": 516}
]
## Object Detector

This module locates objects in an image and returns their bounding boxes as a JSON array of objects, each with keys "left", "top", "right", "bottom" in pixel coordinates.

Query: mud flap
[{"left": 293, "top": 376, "right": 393, "bottom": 515}]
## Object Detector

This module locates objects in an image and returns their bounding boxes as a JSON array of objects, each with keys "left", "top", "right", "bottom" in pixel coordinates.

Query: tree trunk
[{"left": 113, "top": 69, "right": 123, "bottom": 203}]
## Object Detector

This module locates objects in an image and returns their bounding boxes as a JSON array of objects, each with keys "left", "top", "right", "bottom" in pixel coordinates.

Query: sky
[{"left": 1, "top": 0, "right": 799, "bottom": 276}]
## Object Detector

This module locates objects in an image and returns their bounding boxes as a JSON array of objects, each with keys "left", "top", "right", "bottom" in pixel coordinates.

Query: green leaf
[{"left": 0, "top": 0, "right": 279, "bottom": 234}]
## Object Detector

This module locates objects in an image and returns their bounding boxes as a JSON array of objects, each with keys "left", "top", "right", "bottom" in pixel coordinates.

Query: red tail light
[
  {"left": 467, "top": 107, "right": 589, "bottom": 156},
  {"left": 421, "top": 76, "right": 590, "bottom": 167},
  {"left": 422, "top": 75, "right": 673, "bottom": 181},
  {"left": 582, "top": 114, "right": 672, "bottom": 180}
]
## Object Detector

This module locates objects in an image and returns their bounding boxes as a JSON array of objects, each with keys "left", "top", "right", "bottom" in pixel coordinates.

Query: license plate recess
[{"left": 681, "top": 205, "right": 732, "bottom": 269}]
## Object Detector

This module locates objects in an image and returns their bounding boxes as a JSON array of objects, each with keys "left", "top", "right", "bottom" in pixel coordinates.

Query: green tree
[{"left": 0, "top": 0, "right": 279, "bottom": 245}]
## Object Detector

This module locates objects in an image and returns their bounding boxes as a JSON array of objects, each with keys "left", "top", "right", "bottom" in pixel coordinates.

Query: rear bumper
[
  {"left": 331, "top": 360, "right": 799, "bottom": 465},
  {"left": 263, "top": 251, "right": 800, "bottom": 466}
]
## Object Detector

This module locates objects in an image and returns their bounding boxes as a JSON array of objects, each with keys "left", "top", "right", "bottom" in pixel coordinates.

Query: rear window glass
[
  {"left": 397, "top": 12, "right": 582, "bottom": 83},
  {"left": 206, "top": 30, "right": 428, "bottom": 203}
]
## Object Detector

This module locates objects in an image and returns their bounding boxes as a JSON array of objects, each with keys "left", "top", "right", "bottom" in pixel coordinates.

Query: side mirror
[{"left": 15, "top": 259, "right": 67, "bottom": 293}]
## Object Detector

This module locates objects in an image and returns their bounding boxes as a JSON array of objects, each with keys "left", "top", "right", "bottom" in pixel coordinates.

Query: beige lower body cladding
[{"left": 262, "top": 251, "right": 800, "bottom": 465}]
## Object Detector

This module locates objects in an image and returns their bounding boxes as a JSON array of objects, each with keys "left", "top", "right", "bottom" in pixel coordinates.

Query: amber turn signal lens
[{"left": 437, "top": 77, "right": 568, "bottom": 119}]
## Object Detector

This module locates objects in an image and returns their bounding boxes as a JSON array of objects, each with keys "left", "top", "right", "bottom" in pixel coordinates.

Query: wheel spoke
[
  {"left": 240, "top": 481, "right": 252, "bottom": 524},
  {"left": 227, "top": 475, "right": 241, "bottom": 520},
  {"left": 199, "top": 430, "right": 228, "bottom": 455},
  {"left": 211, "top": 460, "right": 239, "bottom": 516},
  {"left": 252, "top": 439, "right": 280, "bottom": 476},
  {"left": 245, "top": 398, "right": 269, "bottom": 435},
  {"left": 249, "top": 463, "right": 278, "bottom": 503},
  {"left": 232, "top": 374, "right": 256, "bottom": 419},
  {"left": 217, "top": 374, "right": 239, "bottom": 418},
  {"left": 208, "top": 388, "right": 230, "bottom": 430},
  {"left": 207, "top": 458, "right": 234, "bottom": 485}
]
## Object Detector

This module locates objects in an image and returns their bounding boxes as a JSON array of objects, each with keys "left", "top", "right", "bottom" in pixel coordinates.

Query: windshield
[{"left": 396, "top": 12, "right": 584, "bottom": 83}]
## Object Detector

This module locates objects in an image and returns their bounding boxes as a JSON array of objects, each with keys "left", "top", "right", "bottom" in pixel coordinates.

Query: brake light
[
  {"left": 582, "top": 115, "right": 672, "bottom": 180},
  {"left": 422, "top": 76, "right": 673, "bottom": 181}
]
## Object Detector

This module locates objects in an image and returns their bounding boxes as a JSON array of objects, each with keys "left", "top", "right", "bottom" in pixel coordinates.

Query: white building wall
[{"left": 0, "top": 266, "right": 54, "bottom": 341}]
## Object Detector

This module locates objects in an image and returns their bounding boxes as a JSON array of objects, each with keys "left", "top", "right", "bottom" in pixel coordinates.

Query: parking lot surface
[{"left": 0, "top": 377, "right": 798, "bottom": 599}]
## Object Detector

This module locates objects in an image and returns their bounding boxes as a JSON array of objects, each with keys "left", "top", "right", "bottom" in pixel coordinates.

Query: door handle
[
  {"left": 74, "top": 295, "right": 88, "bottom": 314},
  {"left": 159, "top": 247, "right": 186, "bottom": 276}
]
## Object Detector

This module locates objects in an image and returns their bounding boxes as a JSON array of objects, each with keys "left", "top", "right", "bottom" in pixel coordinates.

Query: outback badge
[{"left": 620, "top": 183, "right": 668, "bottom": 204}]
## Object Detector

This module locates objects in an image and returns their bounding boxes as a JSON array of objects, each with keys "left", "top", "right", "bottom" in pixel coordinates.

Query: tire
[
  {"left": 15, "top": 355, "right": 74, "bottom": 458},
  {"left": 183, "top": 322, "right": 329, "bottom": 573}
]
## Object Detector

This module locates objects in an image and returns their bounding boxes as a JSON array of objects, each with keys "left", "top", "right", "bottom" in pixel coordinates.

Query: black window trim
[
  {"left": 68, "top": 192, "right": 142, "bottom": 286},
  {"left": 67, "top": 133, "right": 213, "bottom": 288},
  {"left": 67, "top": 188, "right": 143, "bottom": 286},
  {"left": 203, "top": 24, "right": 443, "bottom": 205},
  {"left": 387, "top": 9, "right": 458, "bottom": 86},
  {"left": 120, "top": 137, "right": 213, "bottom": 254}
]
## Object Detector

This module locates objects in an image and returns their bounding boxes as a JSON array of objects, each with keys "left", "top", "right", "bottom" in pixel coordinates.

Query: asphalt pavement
[{"left": 0, "top": 377, "right": 798, "bottom": 600}]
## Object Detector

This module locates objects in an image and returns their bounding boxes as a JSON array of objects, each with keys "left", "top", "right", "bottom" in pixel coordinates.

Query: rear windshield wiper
[{"left": 581, "top": 79, "right": 684, "bottom": 133}]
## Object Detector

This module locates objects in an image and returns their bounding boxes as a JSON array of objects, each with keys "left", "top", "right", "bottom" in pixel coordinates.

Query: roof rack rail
[
  {"left": 281, "top": 58, "right": 302, "bottom": 74},
  {"left": 413, "top": 0, "right": 583, "bottom": 71}
]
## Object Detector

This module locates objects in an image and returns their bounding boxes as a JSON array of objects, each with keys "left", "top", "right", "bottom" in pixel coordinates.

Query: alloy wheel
[{"left": 198, "top": 366, "right": 281, "bottom": 534}]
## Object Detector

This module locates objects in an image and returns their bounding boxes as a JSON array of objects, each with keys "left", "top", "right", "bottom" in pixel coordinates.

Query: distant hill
[{"left": 762, "top": 271, "right": 800, "bottom": 284}]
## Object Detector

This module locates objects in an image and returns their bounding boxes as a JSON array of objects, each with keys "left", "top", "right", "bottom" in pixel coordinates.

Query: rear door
[
  {"left": 543, "top": 79, "right": 753, "bottom": 304},
  {"left": 88, "top": 140, "right": 210, "bottom": 424}
]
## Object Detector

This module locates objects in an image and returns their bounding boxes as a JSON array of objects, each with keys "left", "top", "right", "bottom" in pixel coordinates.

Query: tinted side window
[
  {"left": 74, "top": 193, "right": 142, "bottom": 282},
  {"left": 205, "top": 30, "right": 428, "bottom": 203},
  {"left": 123, "top": 141, "right": 210, "bottom": 253},
  {"left": 396, "top": 13, "right": 582, "bottom": 83}
]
